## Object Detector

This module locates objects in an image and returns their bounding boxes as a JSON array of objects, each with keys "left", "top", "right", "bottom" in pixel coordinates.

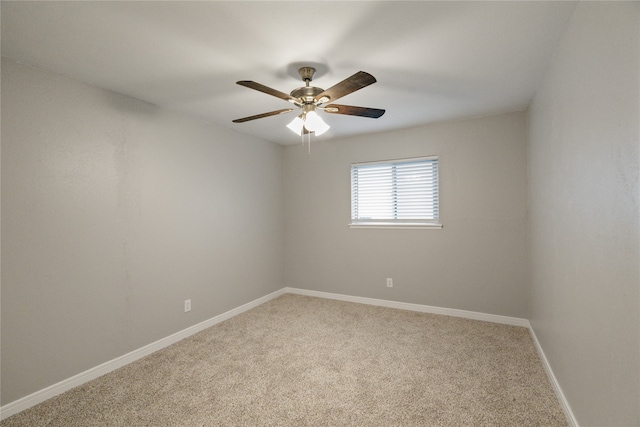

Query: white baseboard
[
  {"left": 528, "top": 326, "right": 579, "bottom": 427},
  {"left": 1, "top": 286, "right": 575, "bottom": 427},
  {"left": 285, "top": 287, "right": 577, "bottom": 426},
  {"left": 283, "top": 287, "right": 530, "bottom": 327},
  {"left": 0, "top": 288, "right": 286, "bottom": 420}
]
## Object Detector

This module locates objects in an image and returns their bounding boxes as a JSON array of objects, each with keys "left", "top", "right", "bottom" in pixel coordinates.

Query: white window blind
[{"left": 350, "top": 157, "right": 440, "bottom": 227}]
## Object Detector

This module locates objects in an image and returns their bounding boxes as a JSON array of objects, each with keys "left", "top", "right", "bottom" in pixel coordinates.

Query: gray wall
[
  {"left": 527, "top": 2, "right": 639, "bottom": 426},
  {"left": 284, "top": 112, "right": 529, "bottom": 318},
  {"left": 1, "top": 59, "right": 285, "bottom": 405}
]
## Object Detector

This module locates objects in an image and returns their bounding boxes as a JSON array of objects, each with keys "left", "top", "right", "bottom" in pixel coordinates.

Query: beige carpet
[{"left": 1, "top": 294, "right": 567, "bottom": 426}]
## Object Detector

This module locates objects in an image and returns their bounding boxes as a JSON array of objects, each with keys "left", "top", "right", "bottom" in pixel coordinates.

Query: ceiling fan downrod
[
  {"left": 290, "top": 67, "right": 324, "bottom": 104},
  {"left": 298, "top": 66, "right": 316, "bottom": 85}
]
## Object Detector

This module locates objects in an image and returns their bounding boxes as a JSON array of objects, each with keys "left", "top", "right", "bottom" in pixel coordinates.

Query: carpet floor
[{"left": 1, "top": 294, "right": 567, "bottom": 426}]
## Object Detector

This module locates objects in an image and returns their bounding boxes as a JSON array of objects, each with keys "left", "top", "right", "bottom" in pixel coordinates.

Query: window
[{"left": 350, "top": 156, "right": 441, "bottom": 228}]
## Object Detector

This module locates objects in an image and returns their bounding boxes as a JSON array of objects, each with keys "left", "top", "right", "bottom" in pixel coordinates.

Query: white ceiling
[{"left": 1, "top": 1, "right": 577, "bottom": 145}]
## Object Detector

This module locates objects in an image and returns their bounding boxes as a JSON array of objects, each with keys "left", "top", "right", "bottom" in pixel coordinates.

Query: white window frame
[{"left": 349, "top": 156, "right": 442, "bottom": 229}]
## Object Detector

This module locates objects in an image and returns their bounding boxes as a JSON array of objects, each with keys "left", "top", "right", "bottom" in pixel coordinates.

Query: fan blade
[
  {"left": 314, "top": 71, "right": 377, "bottom": 104},
  {"left": 236, "top": 81, "right": 300, "bottom": 105},
  {"left": 232, "top": 108, "right": 295, "bottom": 123},
  {"left": 323, "top": 104, "right": 385, "bottom": 118}
]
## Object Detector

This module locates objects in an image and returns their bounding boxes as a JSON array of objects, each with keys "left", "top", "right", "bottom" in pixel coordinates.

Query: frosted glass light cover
[
  {"left": 287, "top": 115, "right": 304, "bottom": 134},
  {"left": 305, "top": 111, "right": 330, "bottom": 135}
]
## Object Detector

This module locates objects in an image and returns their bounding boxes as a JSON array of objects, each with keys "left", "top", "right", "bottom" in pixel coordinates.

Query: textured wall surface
[
  {"left": 1, "top": 59, "right": 285, "bottom": 404},
  {"left": 527, "top": 2, "right": 639, "bottom": 425},
  {"left": 284, "top": 112, "right": 529, "bottom": 318}
]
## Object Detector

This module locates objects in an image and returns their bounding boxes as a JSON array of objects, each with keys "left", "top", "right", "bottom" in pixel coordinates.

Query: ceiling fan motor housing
[
  {"left": 291, "top": 67, "right": 324, "bottom": 104},
  {"left": 290, "top": 86, "right": 324, "bottom": 104}
]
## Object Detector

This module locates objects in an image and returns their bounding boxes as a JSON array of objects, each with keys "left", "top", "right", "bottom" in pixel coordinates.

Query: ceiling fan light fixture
[
  {"left": 287, "top": 111, "right": 330, "bottom": 136},
  {"left": 313, "top": 122, "right": 330, "bottom": 136},
  {"left": 303, "top": 110, "right": 330, "bottom": 135},
  {"left": 287, "top": 115, "right": 305, "bottom": 134}
]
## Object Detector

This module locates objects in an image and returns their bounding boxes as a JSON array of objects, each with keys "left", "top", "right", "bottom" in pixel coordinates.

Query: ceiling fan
[{"left": 232, "top": 67, "right": 385, "bottom": 136}]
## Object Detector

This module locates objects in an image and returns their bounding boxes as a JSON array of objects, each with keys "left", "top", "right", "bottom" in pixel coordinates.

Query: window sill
[{"left": 348, "top": 222, "right": 443, "bottom": 230}]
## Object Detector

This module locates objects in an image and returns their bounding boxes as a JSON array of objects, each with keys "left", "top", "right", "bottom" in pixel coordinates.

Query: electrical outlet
[
  {"left": 386, "top": 278, "right": 393, "bottom": 288},
  {"left": 184, "top": 299, "right": 191, "bottom": 312}
]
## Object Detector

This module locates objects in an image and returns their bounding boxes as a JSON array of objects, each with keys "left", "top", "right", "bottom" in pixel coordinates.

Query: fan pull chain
[{"left": 300, "top": 131, "right": 312, "bottom": 155}]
